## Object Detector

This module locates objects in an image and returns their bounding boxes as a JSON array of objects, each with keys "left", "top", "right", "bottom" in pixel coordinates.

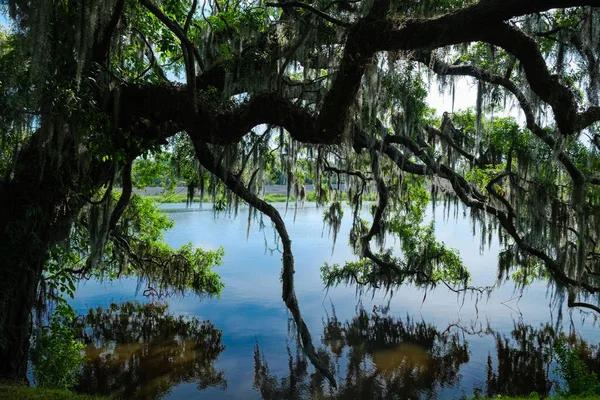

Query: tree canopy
[{"left": 1, "top": 0, "right": 600, "bottom": 383}]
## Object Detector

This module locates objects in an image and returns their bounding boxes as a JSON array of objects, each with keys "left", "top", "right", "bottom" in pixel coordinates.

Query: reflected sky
[{"left": 70, "top": 202, "right": 599, "bottom": 399}]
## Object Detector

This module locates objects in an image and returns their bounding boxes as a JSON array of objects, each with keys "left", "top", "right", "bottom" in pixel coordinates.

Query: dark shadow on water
[{"left": 71, "top": 301, "right": 226, "bottom": 400}]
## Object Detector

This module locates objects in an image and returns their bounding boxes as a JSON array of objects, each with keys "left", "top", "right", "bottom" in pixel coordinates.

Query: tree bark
[
  {"left": 0, "top": 132, "right": 107, "bottom": 381},
  {"left": 0, "top": 257, "right": 44, "bottom": 381}
]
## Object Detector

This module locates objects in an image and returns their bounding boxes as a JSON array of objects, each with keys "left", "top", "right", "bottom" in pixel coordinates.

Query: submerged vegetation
[{"left": 0, "top": 0, "right": 599, "bottom": 395}]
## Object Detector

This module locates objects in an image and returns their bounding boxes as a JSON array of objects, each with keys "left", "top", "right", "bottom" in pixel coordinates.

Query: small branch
[
  {"left": 323, "top": 163, "right": 371, "bottom": 183},
  {"left": 266, "top": 2, "right": 350, "bottom": 27},
  {"left": 131, "top": 29, "right": 158, "bottom": 81},
  {"left": 568, "top": 290, "right": 600, "bottom": 314},
  {"left": 184, "top": 0, "right": 198, "bottom": 33},
  {"left": 236, "top": 128, "right": 272, "bottom": 179},
  {"left": 139, "top": 0, "right": 205, "bottom": 72},
  {"left": 533, "top": 26, "right": 567, "bottom": 38},
  {"left": 425, "top": 124, "right": 478, "bottom": 166},
  {"left": 109, "top": 160, "right": 133, "bottom": 231}
]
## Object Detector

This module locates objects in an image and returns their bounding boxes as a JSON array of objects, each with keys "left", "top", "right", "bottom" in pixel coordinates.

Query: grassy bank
[
  {"left": 0, "top": 385, "right": 106, "bottom": 400},
  {"left": 145, "top": 192, "right": 313, "bottom": 204},
  {"left": 147, "top": 191, "right": 377, "bottom": 204},
  {"left": 2, "top": 386, "right": 599, "bottom": 400},
  {"left": 475, "top": 396, "right": 600, "bottom": 400}
]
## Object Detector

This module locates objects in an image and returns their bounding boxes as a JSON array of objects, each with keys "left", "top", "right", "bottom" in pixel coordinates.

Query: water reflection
[
  {"left": 255, "top": 308, "right": 600, "bottom": 400},
  {"left": 483, "top": 323, "right": 600, "bottom": 398},
  {"left": 485, "top": 323, "right": 555, "bottom": 397},
  {"left": 68, "top": 204, "right": 599, "bottom": 399},
  {"left": 254, "top": 306, "right": 469, "bottom": 399},
  {"left": 567, "top": 332, "right": 600, "bottom": 377},
  {"left": 72, "top": 302, "right": 226, "bottom": 399}
]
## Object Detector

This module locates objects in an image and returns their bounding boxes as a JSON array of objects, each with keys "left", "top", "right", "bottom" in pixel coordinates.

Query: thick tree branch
[
  {"left": 413, "top": 52, "right": 587, "bottom": 187},
  {"left": 92, "top": 0, "right": 126, "bottom": 64},
  {"left": 363, "top": 131, "right": 600, "bottom": 300},
  {"left": 120, "top": 88, "right": 323, "bottom": 144},
  {"left": 318, "top": 0, "right": 599, "bottom": 144},
  {"left": 477, "top": 23, "right": 599, "bottom": 135}
]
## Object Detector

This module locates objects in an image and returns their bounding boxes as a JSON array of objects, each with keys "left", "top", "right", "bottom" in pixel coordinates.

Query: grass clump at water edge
[{"left": 0, "top": 385, "right": 107, "bottom": 400}]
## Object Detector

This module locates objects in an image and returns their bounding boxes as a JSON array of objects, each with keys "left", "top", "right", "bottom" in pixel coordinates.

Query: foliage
[
  {"left": 322, "top": 176, "right": 470, "bottom": 292},
  {"left": 44, "top": 192, "right": 224, "bottom": 299},
  {"left": 132, "top": 151, "right": 177, "bottom": 191},
  {"left": 30, "top": 305, "right": 86, "bottom": 390},
  {"left": 554, "top": 339, "right": 600, "bottom": 397},
  {"left": 322, "top": 201, "right": 344, "bottom": 249}
]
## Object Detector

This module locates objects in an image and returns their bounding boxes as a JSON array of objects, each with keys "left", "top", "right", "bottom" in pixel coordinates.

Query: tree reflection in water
[
  {"left": 255, "top": 308, "right": 600, "bottom": 400},
  {"left": 485, "top": 323, "right": 600, "bottom": 398},
  {"left": 485, "top": 323, "right": 556, "bottom": 397},
  {"left": 254, "top": 307, "right": 469, "bottom": 400},
  {"left": 72, "top": 301, "right": 226, "bottom": 400},
  {"left": 67, "top": 302, "right": 599, "bottom": 399}
]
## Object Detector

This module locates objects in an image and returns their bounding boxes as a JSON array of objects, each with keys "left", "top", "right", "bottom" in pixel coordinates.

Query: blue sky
[{"left": 0, "top": 8, "right": 9, "bottom": 30}]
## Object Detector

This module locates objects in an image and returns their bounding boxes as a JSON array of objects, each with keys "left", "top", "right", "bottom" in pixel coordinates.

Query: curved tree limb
[
  {"left": 192, "top": 141, "right": 337, "bottom": 388},
  {"left": 476, "top": 22, "right": 599, "bottom": 135},
  {"left": 92, "top": 0, "right": 126, "bottom": 64},
  {"left": 317, "top": 0, "right": 599, "bottom": 143},
  {"left": 109, "top": 160, "right": 133, "bottom": 231},
  {"left": 353, "top": 128, "right": 600, "bottom": 302},
  {"left": 412, "top": 51, "right": 587, "bottom": 187}
]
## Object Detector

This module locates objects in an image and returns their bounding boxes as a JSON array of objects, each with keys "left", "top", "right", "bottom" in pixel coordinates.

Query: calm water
[{"left": 70, "top": 202, "right": 599, "bottom": 399}]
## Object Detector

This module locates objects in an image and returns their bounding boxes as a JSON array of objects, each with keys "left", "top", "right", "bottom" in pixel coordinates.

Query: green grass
[
  {"left": 146, "top": 191, "right": 377, "bottom": 204},
  {"left": 0, "top": 385, "right": 107, "bottom": 400},
  {"left": 2, "top": 385, "right": 599, "bottom": 400},
  {"left": 474, "top": 395, "right": 600, "bottom": 399},
  {"left": 147, "top": 192, "right": 301, "bottom": 204},
  {"left": 146, "top": 193, "right": 199, "bottom": 203}
]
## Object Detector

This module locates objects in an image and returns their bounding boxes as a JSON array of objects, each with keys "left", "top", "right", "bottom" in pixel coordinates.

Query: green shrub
[
  {"left": 30, "top": 305, "right": 86, "bottom": 389},
  {"left": 554, "top": 338, "right": 600, "bottom": 397}
]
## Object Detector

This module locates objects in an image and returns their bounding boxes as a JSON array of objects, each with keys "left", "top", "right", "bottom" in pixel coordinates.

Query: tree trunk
[
  {"left": 0, "top": 176, "right": 55, "bottom": 381},
  {"left": 0, "top": 257, "right": 44, "bottom": 381},
  {"left": 0, "top": 132, "right": 106, "bottom": 381}
]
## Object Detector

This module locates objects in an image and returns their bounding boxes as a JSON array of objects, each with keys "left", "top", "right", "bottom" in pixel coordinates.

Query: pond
[{"left": 69, "top": 202, "right": 599, "bottom": 399}]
